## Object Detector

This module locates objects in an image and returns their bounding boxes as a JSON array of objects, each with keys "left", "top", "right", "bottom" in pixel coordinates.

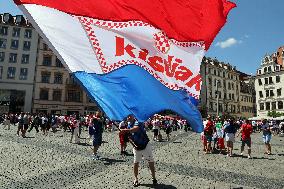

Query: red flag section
[{"left": 14, "top": 0, "right": 235, "bottom": 49}]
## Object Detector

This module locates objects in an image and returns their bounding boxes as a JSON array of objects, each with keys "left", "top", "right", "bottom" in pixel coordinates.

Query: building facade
[
  {"left": 0, "top": 13, "right": 39, "bottom": 113},
  {"left": 32, "top": 37, "right": 98, "bottom": 115},
  {"left": 239, "top": 74, "right": 256, "bottom": 118},
  {"left": 255, "top": 47, "right": 284, "bottom": 117},
  {"left": 200, "top": 57, "right": 256, "bottom": 119}
]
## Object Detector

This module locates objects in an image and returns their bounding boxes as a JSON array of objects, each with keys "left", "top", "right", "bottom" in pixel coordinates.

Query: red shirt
[
  {"left": 204, "top": 120, "right": 214, "bottom": 135},
  {"left": 241, "top": 123, "right": 252, "bottom": 140}
]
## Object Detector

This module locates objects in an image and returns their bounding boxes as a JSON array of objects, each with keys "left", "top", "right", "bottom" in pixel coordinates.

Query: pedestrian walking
[
  {"left": 119, "top": 120, "right": 129, "bottom": 155},
  {"left": 262, "top": 119, "right": 272, "bottom": 155},
  {"left": 224, "top": 119, "right": 237, "bottom": 157},
  {"left": 90, "top": 111, "right": 104, "bottom": 160},
  {"left": 237, "top": 120, "right": 253, "bottom": 158},
  {"left": 28, "top": 114, "right": 40, "bottom": 133},
  {"left": 204, "top": 116, "right": 214, "bottom": 154}
]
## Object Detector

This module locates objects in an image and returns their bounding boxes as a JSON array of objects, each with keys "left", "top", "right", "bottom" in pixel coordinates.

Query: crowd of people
[
  {"left": 202, "top": 116, "right": 284, "bottom": 158},
  {"left": 1, "top": 112, "right": 284, "bottom": 186}
]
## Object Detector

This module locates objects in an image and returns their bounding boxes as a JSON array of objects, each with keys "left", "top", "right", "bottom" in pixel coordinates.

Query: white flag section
[{"left": 20, "top": 4, "right": 205, "bottom": 99}]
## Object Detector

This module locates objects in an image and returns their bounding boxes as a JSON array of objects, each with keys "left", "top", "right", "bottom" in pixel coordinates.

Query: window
[
  {"left": 229, "top": 93, "right": 231, "bottom": 100},
  {"left": 10, "top": 39, "right": 19, "bottom": 49},
  {"left": 19, "top": 68, "right": 28, "bottom": 80},
  {"left": 23, "top": 41, "right": 31, "bottom": 51},
  {"left": 228, "top": 83, "right": 231, "bottom": 90},
  {"left": 224, "top": 93, "right": 227, "bottom": 99},
  {"left": 0, "top": 26, "right": 8, "bottom": 35},
  {"left": 42, "top": 56, "right": 52, "bottom": 66},
  {"left": 9, "top": 53, "right": 17, "bottom": 63},
  {"left": 55, "top": 58, "right": 64, "bottom": 67},
  {"left": 275, "top": 66, "right": 280, "bottom": 71},
  {"left": 0, "top": 66, "right": 3, "bottom": 79},
  {"left": 214, "top": 69, "right": 216, "bottom": 75},
  {"left": 264, "top": 67, "right": 267, "bottom": 73},
  {"left": 265, "top": 102, "right": 270, "bottom": 110},
  {"left": 276, "top": 76, "right": 280, "bottom": 83},
  {"left": 272, "top": 102, "right": 276, "bottom": 110},
  {"left": 223, "top": 80, "right": 226, "bottom": 88},
  {"left": 278, "top": 101, "right": 283, "bottom": 109},
  {"left": 260, "top": 103, "right": 264, "bottom": 110},
  {"left": 21, "top": 54, "right": 29, "bottom": 64},
  {"left": 264, "top": 78, "right": 268, "bottom": 84},
  {"left": 259, "top": 91, "right": 263, "bottom": 98},
  {"left": 266, "top": 90, "right": 269, "bottom": 97},
  {"left": 67, "top": 90, "right": 81, "bottom": 102},
  {"left": 40, "top": 89, "right": 49, "bottom": 100},
  {"left": 270, "top": 90, "right": 274, "bottom": 97},
  {"left": 0, "top": 52, "right": 5, "bottom": 62},
  {"left": 53, "top": 90, "right": 62, "bottom": 101},
  {"left": 24, "top": 29, "right": 32, "bottom": 38},
  {"left": 41, "top": 72, "right": 51, "bottom": 83},
  {"left": 223, "top": 72, "right": 225, "bottom": 77},
  {"left": 258, "top": 79, "right": 262, "bottom": 85},
  {"left": 54, "top": 73, "right": 63, "bottom": 84},
  {"left": 258, "top": 70, "right": 261, "bottom": 75},
  {"left": 232, "top": 93, "right": 235, "bottom": 100},
  {"left": 268, "top": 66, "right": 272, "bottom": 72},
  {"left": 43, "top": 43, "right": 49, "bottom": 51},
  {"left": 232, "top": 83, "right": 234, "bottom": 90},
  {"left": 7, "top": 67, "right": 16, "bottom": 79},
  {"left": 12, "top": 28, "right": 21, "bottom": 37},
  {"left": 0, "top": 38, "right": 7, "bottom": 49},
  {"left": 269, "top": 77, "right": 273, "bottom": 84},
  {"left": 277, "top": 88, "right": 282, "bottom": 96}
]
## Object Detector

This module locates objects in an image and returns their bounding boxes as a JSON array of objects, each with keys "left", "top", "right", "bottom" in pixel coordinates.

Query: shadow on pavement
[
  {"left": 101, "top": 157, "right": 125, "bottom": 165},
  {"left": 172, "top": 141, "right": 182, "bottom": 144},
  {"left": 140, "top": 183, "right": 177, "bottom": 189},
  {"left": 24, "top": 136, "right": 35, "bottom": 139}
]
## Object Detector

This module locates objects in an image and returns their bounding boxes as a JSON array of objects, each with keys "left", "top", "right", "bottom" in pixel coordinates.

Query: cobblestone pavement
[{"left": 0, "top": 125, "right": 283, "bottom": 189}]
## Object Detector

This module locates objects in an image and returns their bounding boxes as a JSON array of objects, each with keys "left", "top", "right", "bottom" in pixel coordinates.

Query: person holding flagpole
[{"left": 120, "top": 115, "right": 157, "bottom": 187}]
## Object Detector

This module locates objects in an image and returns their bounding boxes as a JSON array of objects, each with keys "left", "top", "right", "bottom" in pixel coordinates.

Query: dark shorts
[
  {"left": 205, "top": 135, "right": 212, "bottom": 142},
  {"left": 93, "top": 134, "right": 102, "bottom": 146},
  {"left": 153, "top": 129, "right": 159, "bottom": 136},
  {"left": 241, "top": 138, "right": 251, "bottom": 147},
  {"left": 23, "top": 124, "right": 29, "bottom": 130}
]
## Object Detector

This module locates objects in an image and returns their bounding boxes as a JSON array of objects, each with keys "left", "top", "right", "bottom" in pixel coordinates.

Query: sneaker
[
  {"left": 240, "top": 153, "right": 243, "bottom": 156},
  {"left": 248, "top": 155, "right": 251, "bottom": 159},
  {"left": 95, "top": 154, "right": 101, "bottom": 160}
]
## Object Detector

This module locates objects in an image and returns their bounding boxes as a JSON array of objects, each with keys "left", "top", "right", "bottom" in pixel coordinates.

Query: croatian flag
[{"left": 14, "top": 0, "right": 235, "bottom": 132}]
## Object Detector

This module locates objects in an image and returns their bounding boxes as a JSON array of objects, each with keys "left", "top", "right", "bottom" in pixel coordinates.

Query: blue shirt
[{"left": 128, "top": 121, "right": 149, "bottom": 146}]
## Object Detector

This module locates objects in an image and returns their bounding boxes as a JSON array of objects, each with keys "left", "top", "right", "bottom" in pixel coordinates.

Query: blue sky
[{"left": 1, "top": 0, "right": 284, "bottom": 75}]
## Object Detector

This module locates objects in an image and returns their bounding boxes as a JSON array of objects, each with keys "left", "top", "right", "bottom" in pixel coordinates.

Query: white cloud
[{"left": 215, "top": 38, "right": 239, "bottom": 48}]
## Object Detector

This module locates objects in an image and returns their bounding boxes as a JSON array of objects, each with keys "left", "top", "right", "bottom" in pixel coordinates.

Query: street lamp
[{"left": 215, "top": 80, "right": 221, "bottom": 117}]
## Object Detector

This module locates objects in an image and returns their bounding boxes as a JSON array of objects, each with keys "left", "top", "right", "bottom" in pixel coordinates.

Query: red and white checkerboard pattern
[{"left": 153, "top": 32, "right": 171, "bottom": 54}]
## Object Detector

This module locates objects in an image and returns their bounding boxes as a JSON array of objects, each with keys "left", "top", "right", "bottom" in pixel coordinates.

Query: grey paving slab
[{"left": 0, "top": 124, "right": 283, "bottom": 189}]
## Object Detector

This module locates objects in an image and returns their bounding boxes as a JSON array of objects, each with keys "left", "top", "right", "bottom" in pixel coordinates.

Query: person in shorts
[
  {"left": 237, "top": 120, "right": 253, "bottom": 158},
  {"left": 204, "top": 116, "right": 214, "bottom": 154},
  {"left": 120, "top": 115, "right": 157, "bottom": 187},
  {"left": 224, "top": 119, "right": 236, "bottom": 157},
  {"left": 119, "top": 120, "right": 129, "bottom": 155},
  {"left": 91, "top": 111, "right": 104, "bottom": 160},
  {"left": 262, "top": 119, "right": 272, "bottom": 155}
]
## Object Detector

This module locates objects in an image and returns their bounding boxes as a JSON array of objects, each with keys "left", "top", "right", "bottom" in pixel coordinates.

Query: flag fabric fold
[{"left": 14, "top": 0, "right": 235, "bottom": 132}]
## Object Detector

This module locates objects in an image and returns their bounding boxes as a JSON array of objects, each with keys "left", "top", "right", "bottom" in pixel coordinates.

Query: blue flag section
[{"left": 74, "top": 65, "right": 203, "bottom": 133}]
